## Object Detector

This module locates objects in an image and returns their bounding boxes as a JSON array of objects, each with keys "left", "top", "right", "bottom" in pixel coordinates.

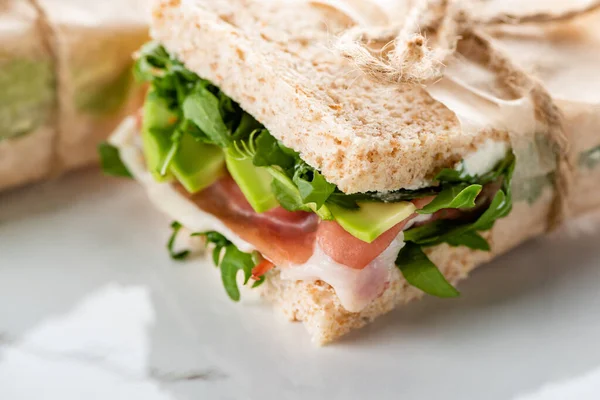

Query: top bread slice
[{"left": 150, "top": 0, "right": 506, "bottom": 194}]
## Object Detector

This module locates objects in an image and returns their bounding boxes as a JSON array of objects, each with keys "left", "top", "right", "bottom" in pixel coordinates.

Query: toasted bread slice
[{"left": 150, "top": 0, "right": 509, "bottom": 193}]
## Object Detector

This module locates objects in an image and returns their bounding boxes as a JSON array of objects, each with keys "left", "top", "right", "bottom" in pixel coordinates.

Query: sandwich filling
[{"left": 101, "top": 43, "right": 515, "bottom": 312}]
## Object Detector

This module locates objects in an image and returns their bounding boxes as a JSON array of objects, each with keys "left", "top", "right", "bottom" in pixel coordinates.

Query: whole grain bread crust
[{"left": 151, "top": 0, "right": 505, "bottom": 193}]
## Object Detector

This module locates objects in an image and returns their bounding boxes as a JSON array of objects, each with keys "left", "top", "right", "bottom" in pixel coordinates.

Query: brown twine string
[
  {"left": 335, "top": 0, "right": 600, "bottom": 86},
  {"left": 334, "top": 0, "right": 465, "bottom": 84},
  {"left": 327, "top": 0, "right": 600, "bottom": 230}
]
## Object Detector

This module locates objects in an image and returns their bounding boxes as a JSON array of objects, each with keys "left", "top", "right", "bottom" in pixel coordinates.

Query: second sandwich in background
[{"left": 0, "top": 0, "right": 150, "bottom": 191}]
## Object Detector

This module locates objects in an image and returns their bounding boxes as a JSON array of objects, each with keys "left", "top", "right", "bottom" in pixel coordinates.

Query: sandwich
[
  {"left": 102, "top": 0, "right": 597, "bottom": 344},
  {"left": 0, "top": 0, "right": 149, "bottom": 191}
]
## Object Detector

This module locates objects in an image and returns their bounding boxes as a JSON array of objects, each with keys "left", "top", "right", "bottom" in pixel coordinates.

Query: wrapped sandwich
[
  {"left": 0, "top": 0, "right": 149, "bottom": 191},
  {"left": 479, "top": 1, "right": 600, "bottom": 215},
  {"left": 103, "top": 0, "right": 600, "bottom": 344}
]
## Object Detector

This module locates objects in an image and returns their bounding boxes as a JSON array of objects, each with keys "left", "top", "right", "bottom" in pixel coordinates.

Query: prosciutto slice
[{"left": 183, "top": 176, "right": 437, "bottom": 271}]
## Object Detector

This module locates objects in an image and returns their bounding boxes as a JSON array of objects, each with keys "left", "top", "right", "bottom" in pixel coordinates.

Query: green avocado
[
  {"left": 141, "top": 90, "right": 177, "bottom": 181},
  {"left": 329, "top": 201, "right": 417, "bottom": 243},
  {"left": 142, "top": 90, "right": 225, "bottom": 192},
  {"left": 171, "top": 133, "right": 225, "bottom": 193},
  {"left": 225, "top": 153, "right": 279, "bottom": 213}
]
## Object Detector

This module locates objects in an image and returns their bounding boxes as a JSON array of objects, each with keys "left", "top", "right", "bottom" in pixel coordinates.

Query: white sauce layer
[{"left": 282, "top": 233, "right": 406, "bottom": 312}]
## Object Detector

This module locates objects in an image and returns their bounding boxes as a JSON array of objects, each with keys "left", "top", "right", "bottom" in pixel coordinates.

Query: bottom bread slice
[{"left": 259, "top": 192, "right": 555, "bottom": 345}]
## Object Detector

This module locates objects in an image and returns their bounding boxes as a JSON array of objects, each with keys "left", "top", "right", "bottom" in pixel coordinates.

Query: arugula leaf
[
  {"left": 252, "top": 275, "right": 266, "bottom": 288},
  {"left": 404, "top": 185, "right": 511, "bottom": 249},
  {"left": 217, "top": 91, "right": 242, "bottom": 133},
  {"left": 167, "top": 221, "right": 191, "bottom": 260},
  {"left": 191, "top": 231, "right": 229, "bottom": 265},
  {"left": 403, "top": 220, "right": 449, "bottom": 244},
  {"left": 219, "top": 245, "right": 255, "bottom": 301},
  {"left": 98, "top": 142, "right": 132, "bottom": 178},
  {"left": 182, "top": 86, "right": 232, "bottom": 148},
  {"left": 293, "top": 163, "right": 336, "bottom": 209},
  {"left": 396, "top": 242, "right": 460, "bottom": 297},
  {"left": 133, "top": 42, "right": 170, "bottom": 82},
  {"left": 408, "top": 151, "right": 514, "bottom": 243},
  {"left": 418, "top": 184, "right": 482, "bottom": 214},
  {"left": 444, "top": 231, "right": 490, "bottom": 251},
  {"left": 471, "top": 190, "right": 511, "bottom": 231},
  {"left": 233, "top": 113, "right": 262, "bottom": 141},
  {"left": 398, "top": 151, "right": 516, "bottom": 298},
  {"left": 252, "top": 130, "right": 295, "bottom": 169},
  {"left": 326, "top": 192, "right": 361, "bottom": 210},
  {"left": 271, "top": 176, "right": 308, "bottom": 212},
  {"left": 193, "top": 231, "right": 261, "bottom": 301}
]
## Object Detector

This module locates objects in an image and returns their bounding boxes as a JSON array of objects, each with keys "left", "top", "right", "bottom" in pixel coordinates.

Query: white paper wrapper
[
  {"left": 487, "top": 10, "right": 600, "bottom": 217},
  {"left": 425, "top": 60, "right": 556, "bottom": 253}
]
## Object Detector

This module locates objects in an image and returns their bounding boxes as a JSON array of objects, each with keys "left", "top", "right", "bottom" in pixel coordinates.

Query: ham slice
[
  {"left": 182, "top": 176, "right": 319, "bottom": 265},
  {"left": 183, "top": 177, "right": 438, "bottom": 271},
  {"left": 182, "top": 177, "right": 487, "bottom": 273},
  {"left": 316, "top": 220, "right": 407, "bottom": 269}
]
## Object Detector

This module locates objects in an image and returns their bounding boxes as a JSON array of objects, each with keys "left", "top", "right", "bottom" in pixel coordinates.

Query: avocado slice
[
  {"left": 141, "top": 90, "right": 177, "bottom": 181},
  {"left": 329, "top": 201, "right": 416, "bottom": 243},
  {"left": 171, "top": 133, "right": 225, "bottom": 193},
  {"left": 225, "top": 153, "right": 279, "bottom": 213},
  {"left": 142, "top": 90, "right": 225, "bottom": 192}
]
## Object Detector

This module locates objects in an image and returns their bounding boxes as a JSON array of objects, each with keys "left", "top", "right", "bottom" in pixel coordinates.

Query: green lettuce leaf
[
  {"left": 252, "top": 130, "right": 295, "bottom": 169},
  {"left": 98, "top": 142, "right": 132, "bottom": 178},
  {"left": 397, "top": 151, "right": 515, "bottom": 297},
  {"left": 192, "top": 230, "right": 261, "bottom": 301},
  {"left": 293, "top": 164, "right": 336, "bottom": 210},
  {"left": 417, "top": 184, "right": 482, "bottom": 214},
  {"left": 182, "top": 85, "right": 233, "bottom": 148},
  {"left": 396, "top": 242, "right": 460, "bottom": 298},
  {"left": 167, "top": 221, "right": 191, "bottom": 260}
]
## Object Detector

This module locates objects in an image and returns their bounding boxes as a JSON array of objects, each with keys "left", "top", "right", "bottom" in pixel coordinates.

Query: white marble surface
[{"left": 1, "top": 169, "right": 600, "bottom": 400}]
